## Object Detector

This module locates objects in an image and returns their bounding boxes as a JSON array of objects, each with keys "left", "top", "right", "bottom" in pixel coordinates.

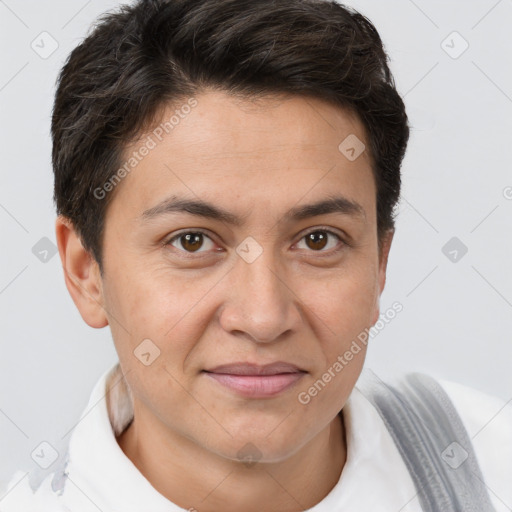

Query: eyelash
[{"left": 163, "top": 227, "right": 347, "bottom": 258}]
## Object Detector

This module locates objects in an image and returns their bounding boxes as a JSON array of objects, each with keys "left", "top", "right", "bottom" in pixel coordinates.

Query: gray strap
[{"left": 357, "top": 371, "right": 495, "bottom": 512}]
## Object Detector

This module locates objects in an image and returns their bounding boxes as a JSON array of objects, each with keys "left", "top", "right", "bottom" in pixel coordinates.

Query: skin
[{"left": 56, "top": 90, "right": 393, "bottom": 512}]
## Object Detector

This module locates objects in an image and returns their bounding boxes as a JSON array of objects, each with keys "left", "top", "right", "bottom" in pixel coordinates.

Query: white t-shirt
[{"left": 1, "top": 362, "right": 511, "bottom": 511}]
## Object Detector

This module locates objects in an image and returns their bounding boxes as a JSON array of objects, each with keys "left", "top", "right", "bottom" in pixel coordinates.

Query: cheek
[
  {"left": 106, "top": 262, "right": 196, "bottom": 333},
  {"left": 294, "top": 270, "right": 375, "bottom": 424},
  {"left": 300, "top": 262, "right": 379, "bottom": 338},
  {"left": 105, "top": 268, "right": 218, "bottom": 379}
]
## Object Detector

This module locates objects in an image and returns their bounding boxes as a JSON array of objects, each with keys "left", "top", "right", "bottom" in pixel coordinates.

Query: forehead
[{"left": 106, "top": 90, "right": 375, "bottom": 225}]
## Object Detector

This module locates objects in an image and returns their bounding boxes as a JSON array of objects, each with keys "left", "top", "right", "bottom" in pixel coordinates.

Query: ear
[
  {"left": 371, "top": 229, "right": 394, "bottom": 325},
  {"left": 55, "top": 216, "right": 108, "bottom": 328}
]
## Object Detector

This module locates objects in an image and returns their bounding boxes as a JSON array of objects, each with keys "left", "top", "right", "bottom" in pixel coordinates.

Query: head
[{"left": 54, "top": 0, "right": 409, "bottom": 463}]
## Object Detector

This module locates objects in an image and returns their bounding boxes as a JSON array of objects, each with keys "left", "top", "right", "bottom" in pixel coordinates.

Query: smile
[{"left": 203, "top": 372, "right": 305, "bottom": 398}]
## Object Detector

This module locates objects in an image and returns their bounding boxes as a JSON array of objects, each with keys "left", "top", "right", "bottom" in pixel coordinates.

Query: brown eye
[
  {"left": 305, "top": 231, "right": 328, "bottom": 250},
  {"left": 180, "top": 233, "right": 203, "bottom": 252},
  {"left": 167, "top": 231, "right": 216, "bottom": 253},
  {"left": 296, "top": 229, "right": 342, "bottom": 253}
]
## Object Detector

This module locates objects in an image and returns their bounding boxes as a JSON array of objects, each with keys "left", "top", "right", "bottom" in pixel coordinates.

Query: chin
[{"left": 210, "top": 427, "right": 307, "bottom": 465}]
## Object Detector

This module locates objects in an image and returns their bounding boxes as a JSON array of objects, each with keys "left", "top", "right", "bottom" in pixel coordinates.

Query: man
[{"left": 1, "top": 0, "right": 510, "bottom": 511}]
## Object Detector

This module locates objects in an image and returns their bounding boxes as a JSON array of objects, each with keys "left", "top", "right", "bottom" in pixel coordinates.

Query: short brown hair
[{"left": 52, "top": 0, "right": 409, "bottom": 272}]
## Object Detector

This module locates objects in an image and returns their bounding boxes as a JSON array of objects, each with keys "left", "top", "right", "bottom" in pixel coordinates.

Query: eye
[
  {"left": 164, "top": 227, "right": 345, "bottom": 257},
  {"left": 165, "top": 230, "right": 217, "bottom": 254},
  {"left": 295, "top": 229, "right": 344, "bottom": 253}
]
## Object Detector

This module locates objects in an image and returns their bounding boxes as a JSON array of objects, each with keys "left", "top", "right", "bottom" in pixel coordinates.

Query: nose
[{"left": 218, "top": 249, "right": 302, "bottom": 344}]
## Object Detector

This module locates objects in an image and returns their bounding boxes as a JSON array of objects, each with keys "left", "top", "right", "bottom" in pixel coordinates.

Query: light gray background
[{"left": 1, "top": 0, "right": 511, "bottom": 487}]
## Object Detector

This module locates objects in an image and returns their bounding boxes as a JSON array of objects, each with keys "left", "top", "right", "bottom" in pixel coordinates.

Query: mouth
[{"left": 202, "top": 362, "right": 306, "bottom": 398}]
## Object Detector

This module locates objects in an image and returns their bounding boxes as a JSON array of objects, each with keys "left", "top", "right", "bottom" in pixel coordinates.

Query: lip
[
  {"left": 205, "top": 362, "right": 304, "bottom": 375},
  {"left": 203, "top": 362, "right": 306, "bottom": 398}
]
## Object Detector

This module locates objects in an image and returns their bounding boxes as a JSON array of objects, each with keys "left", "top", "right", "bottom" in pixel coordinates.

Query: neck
[{"left": 118, "top": 411, "right": 346, "bottom": 512}]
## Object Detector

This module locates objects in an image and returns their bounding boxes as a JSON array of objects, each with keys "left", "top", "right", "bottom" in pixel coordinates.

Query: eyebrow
[{"left": 141, "top": 194, "right": 365, "bottom": 226}]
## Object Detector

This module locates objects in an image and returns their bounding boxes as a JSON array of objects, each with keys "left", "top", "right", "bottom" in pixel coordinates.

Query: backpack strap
[{"left": 357, "top": 371, "right": 496, "bottom": 512}]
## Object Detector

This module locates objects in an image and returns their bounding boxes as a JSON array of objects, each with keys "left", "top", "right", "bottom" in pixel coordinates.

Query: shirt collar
[{"left": 59, "top": 362, "right": 417, "bottom": 512}]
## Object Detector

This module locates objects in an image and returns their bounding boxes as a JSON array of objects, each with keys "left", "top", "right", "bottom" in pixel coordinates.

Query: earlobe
[{"left": 55, "top": 216, "right": 108, "bottom": 328}]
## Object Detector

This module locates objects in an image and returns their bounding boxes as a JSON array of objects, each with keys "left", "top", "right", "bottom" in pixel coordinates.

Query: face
[{"left": 93, "top": 90, "right": 391, "bottom": 462}]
